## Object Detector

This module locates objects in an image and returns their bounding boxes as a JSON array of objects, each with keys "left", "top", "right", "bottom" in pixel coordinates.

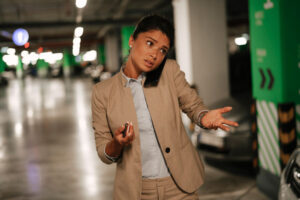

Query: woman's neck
[{"left": 124, "top": 58, "right": 142, "bottom": 79}]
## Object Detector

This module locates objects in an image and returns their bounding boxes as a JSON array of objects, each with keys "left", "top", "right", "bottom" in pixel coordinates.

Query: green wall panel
[{"left": 121, "top": 26, "right": 135, "bottom": 60}]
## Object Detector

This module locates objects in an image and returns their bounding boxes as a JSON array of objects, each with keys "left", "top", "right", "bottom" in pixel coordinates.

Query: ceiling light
[
  {"left": 73, "top": 48, "right": 80, "bottom": 56},
  {"left": 234, "top": 37, "right": 247, "bottom": 46},
  {"left": 21, "top": 50, "right": 29, "bottom": 57},
  {"left": 7, "top": 48, "right": 16, "bottom": 55},
  {"left": 74, "top": 27, "right": 84, "bottom": 37},
  {"left": 73, "top": 37, "right": 81, "bottom": 44},
  {"left": 3, "top": 55, "right": 18, "bottom": 66},
  {"left": 76, "top": 0, "right": 87, "bottom": 8},
  {"left": 73, "top": 43, "right": 80, "bottom": 49},
  {"left": 83, "top": 50, "right": 97, "bottom": 61}
]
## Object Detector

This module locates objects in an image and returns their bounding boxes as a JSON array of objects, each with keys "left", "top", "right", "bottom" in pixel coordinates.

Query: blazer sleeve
[
  {"left": 91, "top": 84, "right": 114, "bottom": 164},
  {"left": 170, "top": 60, "right": 209, "bottom": 124}
]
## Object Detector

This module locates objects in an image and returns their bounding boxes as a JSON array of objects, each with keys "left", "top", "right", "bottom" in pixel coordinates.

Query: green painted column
[
  {"left": 63, "top": 49, "right": 75, "bottom": 76},
  {"left": 297, "top": 105, "right": 300, "bottom": 142},
  {"left": 16, "top": 56, "right": 23, "bottom": 78},
  {"left": 0, "top": 52, "right": 7, "bottom": 74},
  {"left": 250, "top": 0, "right": 300, "bottom": 103},
  {"left": 249, "top": 0, "right": 300, "bottom": 198},
  {"left": 121, "top": 26, "right": 135, "bottom": 61},
  {"left": 98, "top": 44, "right": 106, "bottom": 65},
  {"left": 36, "top": 59, "right": 49, "bottom": 78}
]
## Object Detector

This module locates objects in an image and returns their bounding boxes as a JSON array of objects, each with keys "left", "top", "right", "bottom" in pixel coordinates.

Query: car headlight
[{"left": 285, "top": 152, "right": 300, "bottom": 198}]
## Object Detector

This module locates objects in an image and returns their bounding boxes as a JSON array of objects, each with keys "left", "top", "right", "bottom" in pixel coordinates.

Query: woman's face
[{"left": 128, "top": 29, "right": 170, "bottom": 74}]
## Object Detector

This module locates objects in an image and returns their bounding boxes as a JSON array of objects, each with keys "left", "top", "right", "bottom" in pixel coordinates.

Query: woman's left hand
[{"left": 200, "top": 106, "right": 239, "bottom": 132}]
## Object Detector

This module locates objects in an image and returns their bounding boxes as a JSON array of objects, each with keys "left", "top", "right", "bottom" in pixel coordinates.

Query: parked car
[
  {"left": 279, "top": 148, "right": 300, "bottom": 200},
  {"left": 194, "top": 94, "right": 253, "bottom": 161}
]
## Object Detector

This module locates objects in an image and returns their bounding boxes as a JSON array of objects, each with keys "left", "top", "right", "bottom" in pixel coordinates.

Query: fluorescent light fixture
[
  {"left": 7, "top": 48, "right": 16, "bottom": 55},
  {"left": 39, "top": 52, "right": 52, "bottom": 60},
  {"left": 83, "top": 50, "right": 97, "bottom": 61},
  {"left": 21, "top": 50, "right": 29, "bottom": 57},
  {"left": 29, "top": 52, "right": 39, "bottom": 61},
  {"left": 22, "top": 56, "right": 31, "bottom": 65},
  {"left": 73, "top": 48, "right": 80, "bottom": 56},
  {"left": 3, "top": 55, "right": 18, "bottom": 66},
  {"left": 74, "top": 27, "right": 84, "bottom": 37},
  {"left": 234, "top": 37, "right": 247, "bottom": 46},
  {"left": 54, "top": 53, "right": 63, "bottom": 60},
  {"left": 73, "top": 37, "right": 81, "bottom": 44},
  {"left": 73, "top": 42, "right": 80, "bottom": 49},
  {"left": 37, "top": 52, "right": 63, "bottom": 64},
  {"left": 47, "top": 53, "right": 63, "bottom": 64},
  {"left": 76, "top": 0, "right": 87, "bottom": 8}
]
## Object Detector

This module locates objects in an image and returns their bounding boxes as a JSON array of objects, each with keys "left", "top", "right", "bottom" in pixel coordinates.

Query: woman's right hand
[
  {"left": 113, "top": 122, "right": 135, "bottom": 147},
  {"left": 105, "top": 122, "right": 135, "bottom": 158}
]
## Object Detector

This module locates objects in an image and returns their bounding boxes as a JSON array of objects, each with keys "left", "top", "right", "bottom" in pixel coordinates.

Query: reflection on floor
[
  {"left": 0, "top": 77, "right": 269, "bottom": 200},
  {"left": 0, "top": 77, "right": 115, "bottom": 200}
]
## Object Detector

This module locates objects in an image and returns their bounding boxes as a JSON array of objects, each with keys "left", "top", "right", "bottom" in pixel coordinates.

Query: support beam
[{"left": 0, "top": 18, "right": 139, "bottom": 29}]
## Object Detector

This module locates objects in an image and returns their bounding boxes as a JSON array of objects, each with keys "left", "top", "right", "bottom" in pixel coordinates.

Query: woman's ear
[{"left": 128, "top": 35, "right": 134, "bottom": 48}]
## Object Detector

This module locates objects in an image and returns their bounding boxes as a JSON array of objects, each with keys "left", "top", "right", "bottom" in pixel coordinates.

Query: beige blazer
[{"left": 92, "top": 59, "right": 207, "bottom": 200}]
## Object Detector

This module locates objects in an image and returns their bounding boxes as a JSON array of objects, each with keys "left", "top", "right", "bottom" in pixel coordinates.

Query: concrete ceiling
[
  {"left": 0, "top": 0, "right": 173, "bottom": 51},
  {"left": 0, "top": 0, "right": 248, "bottom": 52}
]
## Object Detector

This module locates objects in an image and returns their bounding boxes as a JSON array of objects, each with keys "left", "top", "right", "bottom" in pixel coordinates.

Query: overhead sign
[{"left": 12, "top": 28, "right": 29, "bottom": 46}]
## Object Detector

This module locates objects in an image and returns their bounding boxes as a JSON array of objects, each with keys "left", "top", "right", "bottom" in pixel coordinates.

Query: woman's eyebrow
[
  {"left": 145, "top": 36, "right": 157, "bottom": 43},
  {"left": 145, "top": 36, "right": 169, "bottom": 50}
]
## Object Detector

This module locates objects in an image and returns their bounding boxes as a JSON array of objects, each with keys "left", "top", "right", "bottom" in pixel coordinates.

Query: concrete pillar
[
  {"left": 104, "top": 29, "right": 121, "bottom": 72},
  {"left": 172, "top": 0, "right": 229, "bottom": 105}
]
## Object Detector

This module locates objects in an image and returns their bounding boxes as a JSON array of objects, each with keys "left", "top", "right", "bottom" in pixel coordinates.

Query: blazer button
[{"left": 165, "top": 147, "right": 170, "bottom": 153}]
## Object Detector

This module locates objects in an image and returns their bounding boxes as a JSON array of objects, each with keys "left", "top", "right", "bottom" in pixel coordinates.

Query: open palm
[{"left": 200, "top": 106, "right": 239, "bottom": 132}]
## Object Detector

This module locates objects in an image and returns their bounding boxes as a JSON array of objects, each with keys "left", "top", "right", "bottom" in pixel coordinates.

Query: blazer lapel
[
  {"left": 143, "top": 86, "right": 164, "bottom": 137},
  {"left": 117, "top": 73, "right": 141, "bottom": 145}
]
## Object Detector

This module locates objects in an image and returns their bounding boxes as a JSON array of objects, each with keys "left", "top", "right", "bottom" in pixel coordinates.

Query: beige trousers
[{"left": 141, "top": 176, "right": 199, "bottom": 200}]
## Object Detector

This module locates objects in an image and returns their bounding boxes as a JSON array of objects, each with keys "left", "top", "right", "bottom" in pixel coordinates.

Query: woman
[{"left": 92, "top": 15, "right": 238, "bottom": 200}]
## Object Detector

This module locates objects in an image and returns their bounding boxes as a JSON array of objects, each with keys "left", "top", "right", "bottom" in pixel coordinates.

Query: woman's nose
[{"left": 150, "top": 50, "right": 158, "bottom": 60}]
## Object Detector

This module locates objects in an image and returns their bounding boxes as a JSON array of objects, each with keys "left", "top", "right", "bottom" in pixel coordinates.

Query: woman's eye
[
  {"left": 146, "top": 41, "right": 153, "bottom": 46},
  {"left": 160, "top": 49, "right": 167, "bottom": 54}
]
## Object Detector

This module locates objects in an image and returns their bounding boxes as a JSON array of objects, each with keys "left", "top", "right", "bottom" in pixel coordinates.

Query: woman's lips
[{"left": 144, "top": 59, "right": 154, "bottom": 67}]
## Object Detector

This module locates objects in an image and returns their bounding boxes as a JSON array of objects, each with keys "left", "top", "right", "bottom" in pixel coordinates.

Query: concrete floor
[{"left": 0, "top": 77, "right": 270, "bottom": 200}]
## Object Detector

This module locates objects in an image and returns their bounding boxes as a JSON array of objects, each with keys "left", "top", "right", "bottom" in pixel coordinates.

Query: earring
[{"left": 129, "top": 45, "right": 132, "bottom": 48}]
